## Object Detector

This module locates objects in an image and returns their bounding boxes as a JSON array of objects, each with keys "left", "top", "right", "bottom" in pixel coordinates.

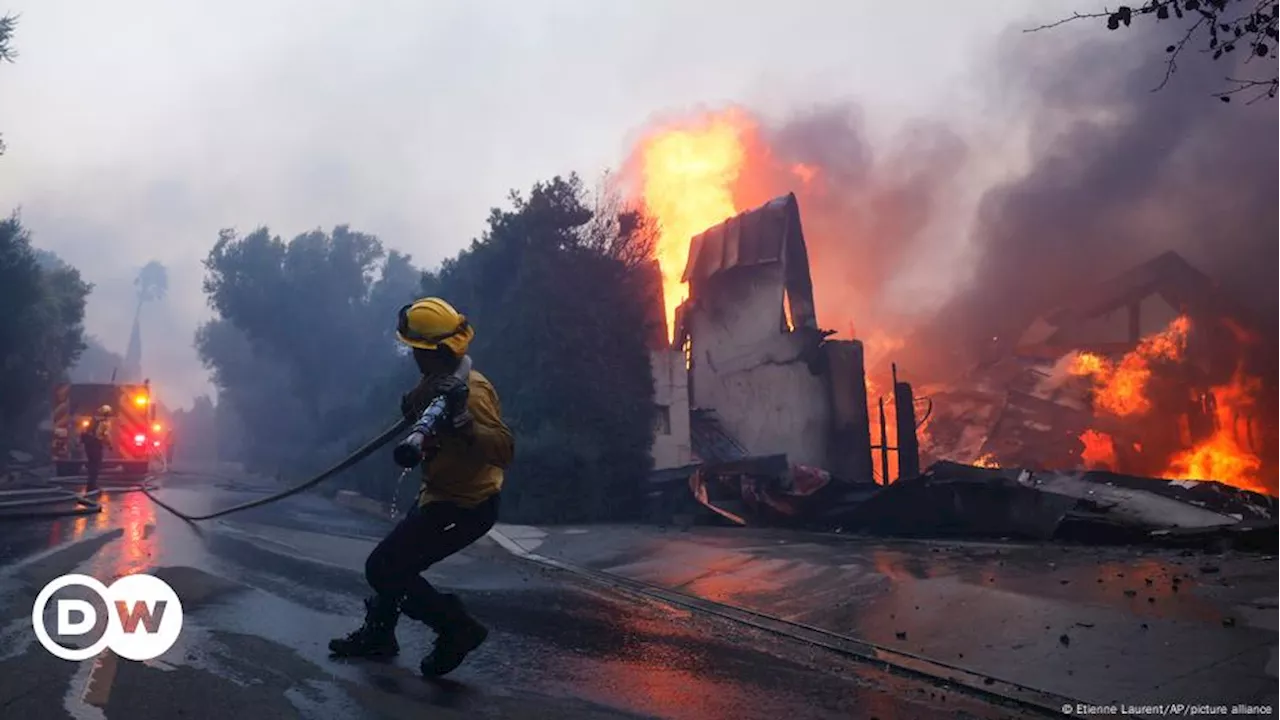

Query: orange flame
[
  {"left": 637, "top": 110, "right": 750, "bottom": 342},
  {"left": 973, "top": 453, "right": 1000, "bottom": 468},
  {"left": 1079, "top": 429, "right": 1117, "bottom": 469},
  {"left": 1067, "top": 316, "right": 1269, "bottom": 495},
  {"left": 1162, "top": 368, "right": 1267, "bottom": 493},
  {"left": 1067, "top": 315, "right": 1190, "bottom": 416}
]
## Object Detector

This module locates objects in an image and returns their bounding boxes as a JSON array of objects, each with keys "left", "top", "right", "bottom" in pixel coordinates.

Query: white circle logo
[{"left": 32, "top": 573, "right": 184, "bottom": 661}]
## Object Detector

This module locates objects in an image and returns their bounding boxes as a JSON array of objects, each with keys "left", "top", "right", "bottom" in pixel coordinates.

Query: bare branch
[
  {"left": 1155, "top": 15, "right": 1206, "bottom": 91},
  {"left": 1024, "top": 11, "right": 1113, "bottom": 33},
  {"left": 1213, "top": 74, "right": 1280, "bottom": 101}
]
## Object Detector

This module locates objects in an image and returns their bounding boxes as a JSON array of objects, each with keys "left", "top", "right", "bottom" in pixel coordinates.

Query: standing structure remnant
[
  {"left": 868, "top": 364, "right": 924, "bottom": 484},
  {"left": 893, "top": 363, "right": 920, "bottom": 481},
  {"left": 649, "top": 193, "right": 875, "bottom": 482}
]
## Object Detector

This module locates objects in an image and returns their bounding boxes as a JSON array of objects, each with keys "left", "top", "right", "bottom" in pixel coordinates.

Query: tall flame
[
  {"left": 1162, "top": 368, "right": 1267, "bottom": 493},
  {"left": 1067, "top": 315, "right": 1190, "bottom": 416},
  {"left": 637, "top": 110, "right": 749, "bottom": 343},
  {"left": 1068, "top": 315, "right": 1268, "bottom": 494}
]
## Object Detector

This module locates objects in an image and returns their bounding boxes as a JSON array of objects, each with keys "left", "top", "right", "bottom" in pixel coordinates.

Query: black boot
[
  {"left": 410, "top": 593, "right": 488, "bottom": 677},
  {"left": 329, "top": 596, "right": 400, "bottom": 658}
]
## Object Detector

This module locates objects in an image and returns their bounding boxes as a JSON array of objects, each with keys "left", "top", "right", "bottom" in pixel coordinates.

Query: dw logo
[{"left": 31, "top": 573, "right": 184, "bottom": 661}]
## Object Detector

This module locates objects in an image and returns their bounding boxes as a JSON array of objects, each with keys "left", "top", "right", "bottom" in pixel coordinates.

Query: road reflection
[
  {"left": 106, "top": 490, "right": 157, "bottom": 578},
  {"left": 43, "top": 489, "right": 158, "bottom": 580}
]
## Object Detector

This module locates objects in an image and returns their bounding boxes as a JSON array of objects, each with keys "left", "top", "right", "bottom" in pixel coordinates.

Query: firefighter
[
  {"left": 329, "top": 297, "right": 514, "bottom": 677},
  {"left": 81, "top": 405, "right": 113, "bottom": 494}
]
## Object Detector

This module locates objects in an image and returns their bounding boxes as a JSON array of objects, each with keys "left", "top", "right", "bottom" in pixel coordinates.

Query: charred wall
[
  {"left": 650, "top": 348, "right": 693, "bottom": 469},
  {"left": 686, "top": 262, "right": 832, "bottom": 469}
]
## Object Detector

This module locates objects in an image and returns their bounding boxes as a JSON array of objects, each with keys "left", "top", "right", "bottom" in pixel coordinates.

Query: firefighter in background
[
  {"left": 329, "top": 297, "right": 514, "bottom": 678},
  {"left": 81, "top": 405, "right": 113, "bottom": 494}
]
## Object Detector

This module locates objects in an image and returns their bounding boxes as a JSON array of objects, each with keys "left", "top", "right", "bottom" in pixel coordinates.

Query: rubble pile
[{"left": 848, "top": 461, "right": 1277, "bottom": 551}]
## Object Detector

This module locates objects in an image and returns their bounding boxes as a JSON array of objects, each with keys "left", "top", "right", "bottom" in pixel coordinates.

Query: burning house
[
  {"left": 642, "top": 201, "right": 1277, "bottom": 539},
  {"left": 647, "top": 194, "right": 878, "bottom": 523},
  {"left": 918, "top": 250, "right": 1278, "bottom": 498},
  {"left": 629, "top": 105, "right": 1275, "bottom": 539}
]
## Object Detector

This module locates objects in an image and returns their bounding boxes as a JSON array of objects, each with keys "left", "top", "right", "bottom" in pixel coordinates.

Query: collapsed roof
[
  {"left": 921, "top": 249, "right": 1259, "bottom": 474},
  {"left": 1014, "top": 250, "right": 1264, "bottom": 358}
]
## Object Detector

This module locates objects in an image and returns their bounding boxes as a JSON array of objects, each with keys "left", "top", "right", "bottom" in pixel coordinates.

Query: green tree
[
  {"left": 196, "top": 179, "right": 661, "bottom": 521},
  {"left": 0, "top": 217, "right": 90, "bottom": 451},
  {"left": 1036, "top": 0, "right": 1278, "bottom": 101},
  {"left": 424, "top": 175, "right": 658, "bottom": 523},
  {"left": 197, "top": 225, "right": 420, "bottom": 482}
]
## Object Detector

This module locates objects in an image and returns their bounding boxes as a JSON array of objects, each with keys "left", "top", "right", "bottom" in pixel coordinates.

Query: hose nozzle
[{"left": 393, "top": 395, "right": 450, "bottom": 469}]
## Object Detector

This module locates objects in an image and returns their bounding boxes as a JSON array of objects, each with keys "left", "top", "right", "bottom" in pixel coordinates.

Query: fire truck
[{"left": 51, "top": 380, "right": 166, "bottom": 479}]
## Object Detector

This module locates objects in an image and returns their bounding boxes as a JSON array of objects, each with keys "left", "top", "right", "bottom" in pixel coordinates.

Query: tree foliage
[
  {"left": 170, "top": 394, "right": 220, "bottom": 464},
  {"left": 70, "top": 336, "right": 125, "bottom": 383},
  {"left": 1037, "top": 0, "right": 1279, "bottom": 102},
  {"left": 423, "top": 174, "right": 658, "bottom": 522},
  {"left": 0, "top": 13, "right": 15, "bottom": 157},
  {"left": 135, "top": 260, "right": 168, "bottom": 305},
  {"left": 0, "top": 217, "right": 91, "bottom": 451},
  {"left": 196, "top": 225, "right": 419, "bottom": 481},
  {"left": 198, "top": 175, "right": 661, "bottom": 523},
  {"left": 0, "top": 14, "right": 14, "bottom": 64}
]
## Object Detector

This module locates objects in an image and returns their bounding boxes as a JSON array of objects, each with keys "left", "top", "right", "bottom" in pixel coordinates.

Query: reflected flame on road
[
  {"left": 45, "top": 489, "right": 159, "bottom": 580},
  {"left": 109, "top": 491, "right": 157, "bottom": 578}
]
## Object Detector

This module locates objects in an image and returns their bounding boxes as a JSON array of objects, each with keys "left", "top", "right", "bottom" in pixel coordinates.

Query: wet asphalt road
[{"left": 0, "top": 468, "right": 1048, "bottom": 720}]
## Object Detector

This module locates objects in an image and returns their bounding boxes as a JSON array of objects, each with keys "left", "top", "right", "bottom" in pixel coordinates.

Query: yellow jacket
[
  {"left": 411, "top": 369, "right": 514, "bottom": 507},
  {"left": 85, "top": 418, "right": 111, "bottom": 444}
]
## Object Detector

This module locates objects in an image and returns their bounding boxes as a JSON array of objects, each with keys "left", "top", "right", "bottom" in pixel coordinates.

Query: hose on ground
[
  {"left": 141, "top": 418, "right": 409, "bottom": 523},
  {"left": 0, "top": 418, "right": 408, "bottom": 523},
  {"left": 0, "top": 486, "right": 103, "bottom": 518}
]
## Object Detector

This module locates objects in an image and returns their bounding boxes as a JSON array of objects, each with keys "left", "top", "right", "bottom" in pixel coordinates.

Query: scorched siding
[
  {"left": 650, "top": 348, "right": 693, "bottom": 470},
  {"left": 687, "top": 263, "right": 830, "bottom": 468}
]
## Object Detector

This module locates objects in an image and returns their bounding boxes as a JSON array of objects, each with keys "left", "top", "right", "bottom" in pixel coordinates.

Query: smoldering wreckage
[{"left": 642, "top": 194, "right": 1278, "bottom": 551}]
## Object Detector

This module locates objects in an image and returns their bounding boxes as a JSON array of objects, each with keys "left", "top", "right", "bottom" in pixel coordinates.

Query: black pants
[
  {"left": 83, "top": 439, "right": 103, "bottom": 491},
  {"left": 364, "top": 494, "right": 499, "bottom": 627}
]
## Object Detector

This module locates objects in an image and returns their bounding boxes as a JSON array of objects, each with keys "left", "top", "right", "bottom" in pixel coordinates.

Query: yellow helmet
[
  {"left": 97, "top": 405, "right": 114, "bottom": 417},
  {"left": 396, "top": 297, "right": 474, "bottom": 356}
]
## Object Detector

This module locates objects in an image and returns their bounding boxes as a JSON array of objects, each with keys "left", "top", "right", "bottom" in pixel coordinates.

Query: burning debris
[
  {"left": 918, "top": 251, "right": 1277, "bottom": 498},
  {"left": 624, "top": 29, "right": 1277, "bottom": 536}
]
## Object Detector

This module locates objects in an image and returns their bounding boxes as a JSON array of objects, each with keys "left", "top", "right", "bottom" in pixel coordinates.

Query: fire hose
[{"left": 0, "top": 357, "right": 472, "bottom": 523}]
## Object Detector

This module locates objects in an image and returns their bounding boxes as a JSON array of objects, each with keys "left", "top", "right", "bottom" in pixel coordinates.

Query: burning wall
[{"left": 645, "top": 193, "right": 873, "bottom": 481}]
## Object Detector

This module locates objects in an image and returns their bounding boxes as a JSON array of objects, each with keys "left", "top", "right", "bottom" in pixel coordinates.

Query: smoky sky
[
  {"left": 760, "top": 106, "right": 970, "bottom": 341},
  {"left": 720, "top": 16, "right": 1277, "bottom": 383},
  {"left": 937, "top": 20, "right": 1280, "bottom": 372},
  {"left": 2, "top": 0, "right": 1066, "bottom": 408}
]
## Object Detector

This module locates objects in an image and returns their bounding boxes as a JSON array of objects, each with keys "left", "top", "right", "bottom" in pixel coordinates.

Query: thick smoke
[
  {"left": 910, "top": 22, "right": 1279, "bottom": 382},
  {"left": 627, "top": 14, "right": 1276, "bottom": 392},
  {"left": 718, "top": 21, "right": 1276, "bottom": 385},
  {"left": 723, "top": 106, "right": 969, "bottom": 365}
]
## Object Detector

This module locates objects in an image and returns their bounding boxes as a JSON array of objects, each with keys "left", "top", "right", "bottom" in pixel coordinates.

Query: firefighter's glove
[
  {"left": 399, "top": 392, "right": 417, "bottom": 422},
  {"left": 431, "top": 375, "right": 473, "bottom": 437}
]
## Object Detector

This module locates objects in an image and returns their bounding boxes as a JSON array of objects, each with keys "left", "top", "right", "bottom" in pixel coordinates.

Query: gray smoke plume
[
  {"left": 722, "top": 104, "right": 969, "bottom": 363},
  {"left": 910, "top": 21, "right": 1279, "bottom": 381}
]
